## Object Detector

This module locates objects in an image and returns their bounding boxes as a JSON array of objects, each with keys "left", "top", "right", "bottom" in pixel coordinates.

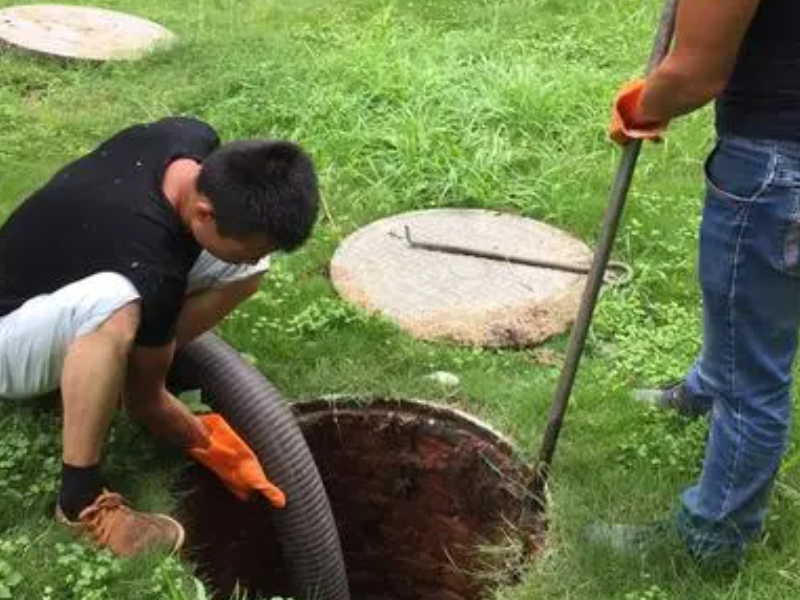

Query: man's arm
[
  {"left": 125, "top": 342, "right": 209, "bottom": 448},
  {"left": 175, "top": 273, "right": 263, "bottom": 349},
  {"left": 635, "top": 0, "right": 761, "bottom": 124},
  {"left": 127, "top": 341, "right": 286, "bottom": 506}
]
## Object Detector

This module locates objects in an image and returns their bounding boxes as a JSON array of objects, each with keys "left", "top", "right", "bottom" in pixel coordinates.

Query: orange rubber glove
[
  {"left": 187, "top": 413, "right": 286, "bottom": 509},
  {"left": 609, "top": 79, "right": 669, "bottom": 146}
]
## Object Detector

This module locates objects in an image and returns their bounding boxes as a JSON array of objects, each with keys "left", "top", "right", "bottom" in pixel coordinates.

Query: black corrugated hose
[{"left": 169, "top": 332, "right": 351, "bottom": 600}]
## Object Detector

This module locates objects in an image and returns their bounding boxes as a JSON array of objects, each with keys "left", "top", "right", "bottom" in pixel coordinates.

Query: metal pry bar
[{"left": 402, "top": 225, "right": 632, "bottom": 286}]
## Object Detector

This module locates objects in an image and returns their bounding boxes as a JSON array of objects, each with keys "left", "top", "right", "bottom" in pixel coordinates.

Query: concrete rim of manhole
[
  {"left": 0, "top": 4, "right": 176, "bottom": 61},
  {"left": 308, "top": 393, "right": 524, "bottom": 454},
  {"left": 331, "top": 208, "right": 593, "bottom": 348}
]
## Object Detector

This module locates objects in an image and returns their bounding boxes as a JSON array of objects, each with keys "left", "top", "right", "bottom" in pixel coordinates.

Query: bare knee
[
  {"left": 224, "top": 273, "right": 263, "bottom": 302},
  {"left": 95, "top": 301, "right": 141, "bottom": 356}
]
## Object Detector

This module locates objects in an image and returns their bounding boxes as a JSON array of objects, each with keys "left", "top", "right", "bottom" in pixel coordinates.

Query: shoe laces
[{"left": 78, "top": 490, "right": 128, "bottom": 546}]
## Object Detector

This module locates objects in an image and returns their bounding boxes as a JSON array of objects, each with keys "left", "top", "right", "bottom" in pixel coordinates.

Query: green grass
[{"left": 1, "top": 0, "right": 799, "bottom": 598}]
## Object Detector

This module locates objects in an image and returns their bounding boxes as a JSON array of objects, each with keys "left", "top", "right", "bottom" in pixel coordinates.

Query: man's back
[{"left": 0, "top": 117, "right": 219, "bottom": 345}]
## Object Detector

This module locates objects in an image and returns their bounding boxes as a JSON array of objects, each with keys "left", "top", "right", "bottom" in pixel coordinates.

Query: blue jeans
[{"left": 676, "top": 135, "right": 800, "bottom": 561}]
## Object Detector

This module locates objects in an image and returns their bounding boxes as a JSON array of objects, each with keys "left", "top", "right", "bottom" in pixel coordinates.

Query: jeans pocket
[{"left": 704, "top": 138, "right": 776, "bottom": 204}]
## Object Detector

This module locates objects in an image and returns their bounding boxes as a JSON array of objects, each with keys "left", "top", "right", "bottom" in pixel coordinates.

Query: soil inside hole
[{"left": 176, "top": 398, "right": 545, "bottom": 600}]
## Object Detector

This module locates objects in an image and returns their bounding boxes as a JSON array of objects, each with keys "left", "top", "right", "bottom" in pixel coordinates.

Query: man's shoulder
[
  {"left": 149, "top": 116, "right": 219, "bottom": 141},
  {"left": 110, "top": 116, "right": 219, "bottom": 150}
]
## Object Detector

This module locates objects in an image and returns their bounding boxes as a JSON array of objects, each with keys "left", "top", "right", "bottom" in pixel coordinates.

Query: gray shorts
[{"left": 0, "top": 251, "right": 270, "bottom": 399}]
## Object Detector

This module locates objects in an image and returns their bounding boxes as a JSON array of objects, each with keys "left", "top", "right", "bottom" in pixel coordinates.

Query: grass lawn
[{"left": 1, "top": 0, "right": 799, "bottom": 598}]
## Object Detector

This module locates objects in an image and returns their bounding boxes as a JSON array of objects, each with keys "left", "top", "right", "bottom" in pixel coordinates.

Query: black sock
[{"left": 59, "top": 463, "right": 104, "bottom": 521}]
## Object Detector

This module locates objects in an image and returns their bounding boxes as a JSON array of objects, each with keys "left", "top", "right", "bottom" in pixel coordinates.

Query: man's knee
[
  {"left": 226, "top": 272, "right": 263, "bottom": 301},
  {"left": 95, "top": 301, "right": 141, "bottom": 353},
  {"left": 68, "top": 272, "right": 141, "bottom": 338},
  {"left": 0, "top": 273, "right": 141, "bottom": 398}
]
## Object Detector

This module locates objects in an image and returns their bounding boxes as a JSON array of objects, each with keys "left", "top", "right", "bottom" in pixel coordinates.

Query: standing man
[
  {"left": 0, "top": 117, "right": 319, "bottom": 557},
  {"left": 599, "top": 0, "right": 800, "bottom": 564}
]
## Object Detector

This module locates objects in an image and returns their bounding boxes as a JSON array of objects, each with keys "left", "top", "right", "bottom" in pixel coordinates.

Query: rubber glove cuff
[{"left": 609, "top": 79, "right": 669, "bottom": 146}]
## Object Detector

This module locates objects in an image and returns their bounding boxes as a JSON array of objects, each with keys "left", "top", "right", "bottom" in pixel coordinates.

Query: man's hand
[
  {"left": 609, "top": 79, "right": 670, "bottom": 146},
  {"left": 126, "top": 341, "right": 285, "bottom": 508},
  {"left": 187, "top": 413, "right": 286, "bottom": 509}
]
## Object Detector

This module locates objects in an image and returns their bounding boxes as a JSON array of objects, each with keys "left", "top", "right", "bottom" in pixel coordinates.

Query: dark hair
[{"left": 196, "top": 140, "right": 319, "bottom": 251}]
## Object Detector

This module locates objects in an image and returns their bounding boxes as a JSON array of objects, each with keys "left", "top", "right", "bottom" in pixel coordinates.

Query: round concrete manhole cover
[
  {"left": 330, "top": 209, "right": 594, "bottom": 348},
  {"left": 0, "top": 4, "right": 175, "bottom": 61}
]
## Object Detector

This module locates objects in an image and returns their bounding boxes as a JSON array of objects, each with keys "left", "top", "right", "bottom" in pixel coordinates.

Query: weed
[
  {"left": 624, "top": 585, "right": 670, "bottom": 600},
  {"left": 56, "top": 542, "right": 124, "bottom": 600},
  {"left": 1, "top": 1, "right": 799, "bottom": 600},
  {"left": 283, "top": 297, "right": 366, "bottom": 337},
  {"left": 0, "top": 535, "right": 26, "bottom": 599},
  {"left": 615, "top": 408, "right": 708, "bottom": 476},
  {"left": 0, "top": 412, "right": 61, "bottom": 522},
  {"left": 591, "top": 286, "right": 701, "bottom": 391}
]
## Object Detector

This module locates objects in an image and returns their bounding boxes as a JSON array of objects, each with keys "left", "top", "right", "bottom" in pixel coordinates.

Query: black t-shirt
[
  {"left": 0, "top": 117, "right": 220, "bottom": 346},
  {"left": 716, "top": 0, "right": 800, "bottom": 141}
]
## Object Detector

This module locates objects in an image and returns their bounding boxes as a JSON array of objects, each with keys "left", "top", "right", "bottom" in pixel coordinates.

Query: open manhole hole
[{"left": 176, "top": 398, "right": 545, "bottom": 599}]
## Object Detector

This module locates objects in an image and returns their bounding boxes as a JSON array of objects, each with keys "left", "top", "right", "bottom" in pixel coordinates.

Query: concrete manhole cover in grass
[
  {"left": 331, "top": 209, "right": 592, "bottom": 347},
  {"left": 0, "top": 4, "right": 175, "bottom": 61}
]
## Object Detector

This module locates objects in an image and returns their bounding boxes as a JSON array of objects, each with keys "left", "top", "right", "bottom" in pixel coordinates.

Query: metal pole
[
  {"left": 403, "top": 225, "right": 634, "bottom": 285},
  {"left": 531, "top": 0, "right": 680, "bottom": 500}
]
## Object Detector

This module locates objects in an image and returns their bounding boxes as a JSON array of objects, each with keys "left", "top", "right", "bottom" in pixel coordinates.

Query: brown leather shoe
[{"left": 55, "top": 490, "right": 185, "bottom": 557}]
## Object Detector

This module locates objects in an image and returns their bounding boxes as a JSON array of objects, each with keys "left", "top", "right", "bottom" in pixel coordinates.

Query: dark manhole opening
[{"left": 176, "top": 398, "right": 545, "bottom": 600}]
